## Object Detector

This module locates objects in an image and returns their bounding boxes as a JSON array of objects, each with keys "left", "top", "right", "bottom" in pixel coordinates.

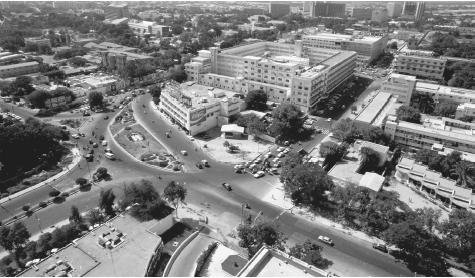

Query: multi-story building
[
  {"left": 101, "top": 51, "right": 153, "bottom": 78},
  {"left": 313, "top": 1, "right": 346, "bottom": 18},
  {"left": 384, "top": 115, "right": 475, "bottom": 154},
  {"left": 351, "top": 7, "right": 372, "bottom": 20},
  {"left": 371, "top": 8, "right": 388, "bottom": 23},
  {"left": 127, "top": 20, "right": 170, "bottom": 38},
  {"left": 303, "top": 1, "right": 316, "bottom": 17},
  {"left": 24, "top": 37, "right": 52, "bottom": 49},
  {"left": 269, "top": 3, "right": 290, "bottom": 18},
  {"left": 380, "top": 73, "right": 417, "bottom": 105},
  {"left": 104, "top": 3, "right": 129, "bottom": 20},
  {"left": 402, "top": 2, "right": 425, "bottom": 22},
  {"left": 158, "top": 81, "right": 243, "bottom": 136},
  {"left": 0, "top": 61, "right": 40, "bottom": 78},
  {"left": 387, "top": 2, "right": 403, "bottom": 18},
  {"left": 414, "top": 2, "right": 425, "bottom": 23},
  {"left": 396, "top": 158, "right": 474, "bottom": 212},
  {"left": 184, "top": 41, "right": 357, "bottom": 113},
  {"left": 394, "top": 50, "right": 447, "bottom": 81},
  {"left": 455, "top": 103, "right": 475, "bottom": 120},
  {"left": 302, "top": 33, "right": 388, "bottom": 64}
]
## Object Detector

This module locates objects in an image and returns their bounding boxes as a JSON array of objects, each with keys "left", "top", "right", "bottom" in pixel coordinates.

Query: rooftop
[
  {"left": 416, "top": 82, "right": 475, "bottom": 96},
  {"left": 355, "top": 91, "right": 392, "bottom": 125},
  {"left": 359, "top": 172, "right": 385, "bottom": 192},
  {"left": 303, "top": 32, "right": 384, "bottom": 43},
  {"left": 389, "top": 73, "right": 417, "bottom": 81},
  {"left": 0, "top": 61, "right": 39, "bottom": 70},
  {"left": 22, "top": 214, "right": 162, "bottom": 277},
  {"left": 237, "top": 246, "right": 327, "bottom": 277}
]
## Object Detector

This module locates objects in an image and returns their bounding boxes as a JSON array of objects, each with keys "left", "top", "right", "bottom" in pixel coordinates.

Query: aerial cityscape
[{"left": 0, "top": 0, "right": 474, "bottom": 277}]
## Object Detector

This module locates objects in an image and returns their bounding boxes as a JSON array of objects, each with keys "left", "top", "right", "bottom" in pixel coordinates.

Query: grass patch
[{"left": 114, "top": 124, "right": 168, "bottom": 161}]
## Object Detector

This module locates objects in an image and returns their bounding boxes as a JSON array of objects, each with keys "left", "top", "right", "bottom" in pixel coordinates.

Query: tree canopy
[
  {"left": 88, "top": 91, "right": 104, "bottom": 108},
  {"left": 237, "top": 222, "right": 286, "bottom": 257},
  {"left": 245, "top": 90, "right": 268, "bottom": 111},
  {"left": 163, "top": 181, "right": 187, "bottom": 217},
  {"left": 289, "top": 240, "right": 333, "bottom": 269},
  {"left": 268, "top": 104, "right": 304, "bottom": 142},
  {"left": 396, "top": 105, "right": 421, "bottom": 124},
  {"left": 99, "top": 189, "right": 116, "bottom": 216}
]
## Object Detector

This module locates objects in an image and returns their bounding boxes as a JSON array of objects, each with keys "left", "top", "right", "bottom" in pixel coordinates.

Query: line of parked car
[{"left": 234, "top": 146, "right": 291, "bottom": 178}]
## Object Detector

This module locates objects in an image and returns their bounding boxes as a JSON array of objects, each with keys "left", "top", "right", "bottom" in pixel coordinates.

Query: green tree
[
  {"left": 411, "top": 92, "right": 435, "bottom": 114},
  {"left": 269, "top": 104, "right": 304, "bottom": 142},
  {"left": 331, "top": 118, "right": 358, "bottom": 143},
  {"left": 68, "top": 56, "right": 88, "bottom": 67},
  {"left": 95, "top": 167, "right": 108, "bottom": 180},
  {"left": 247, "top": 116, "right": 267, "bottom": 135},
  {"left": 319, "top": 141, "right": 347, "bottom": 168},
  {"left": 414, "top": 149, "right": 438, "bottom": 165},
  {"left": 9, "top": 76, "right": 34, "bottom": 97},
  {"left": 245, "top": 90, "right": 268, "bottom": 111},
  {"left": 88, "top": 91, "right": 104, "bottom": 108},
  {"left": 433, "top": 103, "right": 458, "bottom": 117},
  {"left": 149, "top": 85, "right": 162, "bottom": 104},
  {"left": 69, "top": 206, "right": 82, "bottom": 224},
  {"left": 163, "top": 181, "right": 187, "bottom": 217},
  {"left": 99, "top": 189, "right": 116, "bottom": 216},
  {"left": 358, "top": 147, "right": 380, "bottom": 174},
  {"left": 439, "top": 209, "right": 475, "bottom": 261},
  {"left": 450, "top": 160, "right": 475, "bottom": 188},
  {"left": 289, "top": 240, "right": 333, "bottom": 269},
  {"left": 26, "top": 90, "right": 49, "bottom": 108},
  {"left": 86, "top": 208, "right": 105, "bottom": 226},
  {"left": 396, "top": 105, "right": 421, "bottom": 124},
  {"left": 121, "top": 179, "right": 170, "bottom": 221},
  {"left": 237, "top": 222, "right": 286, "bottom": 257},
  {"left": 0, "top": 222, "right": 31, "bottom": 256}
]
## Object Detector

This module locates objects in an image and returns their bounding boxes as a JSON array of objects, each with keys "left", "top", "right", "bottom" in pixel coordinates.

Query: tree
[
  {"left": 86, "top": 208, "right": 105, "bottom": 226},
  {"left": 414, "top": 208, "right": 442, "bottom": 233},
  {"left": 26, "top": 90, "right": 49, "bottom": 108},
  {"left": 8, "top": 76, "right": 34, "bottom": 97},
  {"left": 396, "top": 105, "right": 421, "bottom": 124},
  {"left": 289, "top": 240, "right": 333, "bottom": 269},
  {"left": 433, "top": 103, "right": 458, "bottom": 117},
  {"left": 99, "top": 189, "right": 116, "bottom": 216},
  {"left": 439, "top": 209, "right": 475, "bottom": 260},
  {"left": 0, "top": 222, "right": 30, "bottom": 254},
  {"left": 331, "top": 118, "right": 358, "bottom": 143},
  {"left": 384, "top": 220, "right": 448, "bottom": 276},
  {"left": 411, "top": 92, "right": 435, "bottom": 114},
  {"left": 414, "top": 149, "right": 438, "bottom": 165},
  {"left": 88, "top": 91, "right": 104, "bottom": 108},
  {"left": 319, "top": 141, "right": 347, "bottom": 168},
  {"left": 75, "top": 177, "right": 88, "bottom": 186},
  {"left": 237, "top": 222, "right": 286, "bottom": 257},
  {"left": 247, "top": 116, "right": 267, "bottom": 135},
  {"left": 95, "top": 167, "right": 108, "bottom": 180},
  {"left": 149, "top": 85, "right": 162, "bottom": 104},
  {"left": 163, "top": 181, "right": 187, "bottom": 217},
  {"left": 69, "top": 206, "right": 82, "bottom": 224},
  {"left": 268, "top": 104, "right": 304, "bottom": 141},
  {"left": 450, "top": 160, "right": 475, "bottom": 188},
  {"left": 358, "top": 147, "right": 380, "bottom": 174},
  {"left": 245, "top": 90, "right": 268, "bottom": 111}
]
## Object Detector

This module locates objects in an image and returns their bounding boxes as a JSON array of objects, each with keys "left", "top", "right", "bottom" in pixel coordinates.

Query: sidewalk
[{"left": 0, "top": 148, "right": 82, "bottom": 205}]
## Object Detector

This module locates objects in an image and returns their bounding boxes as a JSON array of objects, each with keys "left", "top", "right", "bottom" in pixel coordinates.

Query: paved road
[
  {"left": 0, "top": 96, "right": 413, "bottom": 276},
  {"left": 167, "top": 234, "right": 216, "bottom": 277}
]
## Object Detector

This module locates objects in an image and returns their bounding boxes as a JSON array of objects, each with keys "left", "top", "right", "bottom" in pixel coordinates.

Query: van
[
  {"left": 102, "top": 140, "right": 107, "bottom": 146},
  {"left": 105, "top": 152, "right": 115, "bottom": 160}
]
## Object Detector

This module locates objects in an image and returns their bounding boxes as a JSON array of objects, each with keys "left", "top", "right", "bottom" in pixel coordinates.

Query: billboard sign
[{"left": 190, "top": 108, "right": 206, "bottom": 126}]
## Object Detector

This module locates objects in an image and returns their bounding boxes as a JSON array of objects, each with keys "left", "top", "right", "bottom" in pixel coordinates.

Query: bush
[
  {"left": 75, "top": 177, "right": 88, "bottom": 186},
  {"left": 52, "top": 196, "right": 64, "bottom": 203},
  {"left": 22, "top": 205, "right": 30, "bottom": 212},
  {"left": 194, "top": 242, "right": 218, "bottom": 276},
  {"left": 38, "top": 201, "right": 48, "bottom": 208},
  {"left": 60, "top": 192, "right": 69, "bottom": 198},
  {"left": 49, "top": 189, "right": 60, "bottom": 197}
]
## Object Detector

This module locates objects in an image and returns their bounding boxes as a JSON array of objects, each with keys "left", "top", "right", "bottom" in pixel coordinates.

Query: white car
[
  {"left": 283, "top": 148, "right": 290, "bottom": 154},
  {"left": 318, "top": 235, "right": 334, "bottom": 246},
  {"left": 277, "top": 147, "right": 285, "bottom": 152},
  {"left": 253, "top": 171, "right": 265, "bottom": 178},
  {"left": 180, "top": 150, "right": 188, "bottom": 156},
  {"left": 71, "top": 134, "right": 80, "bottom": 139},
  {"left": 102, "top": 140, "right": 108, "bottom": 146},
  {"left": 234, "top": 164, "right": 244, "bottom": 170},
  {"left": 277, "top": 152, "right": 285, "bottom": 158},
  {"left": 105, "top": 152, "right": 115, "bottom": 160}
]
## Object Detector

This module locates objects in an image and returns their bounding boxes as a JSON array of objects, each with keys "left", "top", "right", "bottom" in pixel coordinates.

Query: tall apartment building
[
  {"left": 387, "top": 2, "right": 403, "bottom": 18},
  {"left": 314, "top": 2, "right": 346, "bottom": 18},
  {"left": 127, "top": 20, "right": 170, "bottom": 37},
  {"left": 394, "top": 50, "right": 447, "bottom": 81},
  {"left": 0, "top": 61, "right": 40, "bottom": 78},
  {"left": 384, "top": 115, "right": 475, "bottom": 154},
  {"left": 302, "top": 33, "right": 388, "bottom": 64},
  {"left": 380, "top": 73, "right": 417, "bottom": 105},
  {"left": 402, "top": 2, "right": 425, "bottom": 22},
  {"left": 184, "top": 41, "right": 357, "bottom": 113},
  {"left": 352, "top": 7, "right": 372, "bottom": 20},
  {"left": 414, "top": 2, "right": 425, "bottom": 23},
  {"left": 104, "top": 3, "right": 129, "bottom": 20},
  {"left": 303, "top": 1, "right": 316, "bottom": 17},
  {"left": 371, "top": 8, "right": 389, "bottom": 23},
  {"left": 269, "top": 3, "right": 290, "bottom": 18}
]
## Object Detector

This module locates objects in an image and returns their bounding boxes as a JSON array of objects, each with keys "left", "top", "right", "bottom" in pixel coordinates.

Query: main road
[{"left": 0, "top": 95, "right": 412, "bottom": 276}]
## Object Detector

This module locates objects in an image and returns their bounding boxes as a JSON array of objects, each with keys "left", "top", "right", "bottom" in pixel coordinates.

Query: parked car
[
  {"left": 85, "top": 154, "right": 93, "bottom": 162},
  {"left": 235, "top": 168, "right": 243, "bottom": 174},
  {"left": 104, "top": 116, "right": 109, "bottom": 120},
  {"left": 318, "top": 235, "right": 334, "bottom": 246},
  {"left": 201, "top": 160, "right": 209, "bottom": 167},
  {"left": 253, "top": 171, "right": 265, "bottom": 178},
  {"left": 92, "top": 142, "right": 98, "bottom": 148},
  {"left": 270, "top": 168, "right": 279, "bottom": 174},
  {"left": 72, "top": 134, "right": 80, "bottom": 139},
  {"left": 277, "top": 147, "right": 285, "bottom": 152},
  {"left": 196, "top": 162, "right": 203, "bottom": 169},
  {"left": 222, "top": 182, "right": 232, "bottom": 191},
  {"left": 372, "top": 243, "right": 388, "bottom": 253},
  {"left": 180, "top": 150, "right": 188, "bottom": 156},
  {"left": 277, "top": 152, "right": 285, "bottom": 158},
  {"left": 104, "top": 148, "right": 113, "bottom": 153},
  {"left": 105, "top": 152, "right": 115, "bottom": 160}
]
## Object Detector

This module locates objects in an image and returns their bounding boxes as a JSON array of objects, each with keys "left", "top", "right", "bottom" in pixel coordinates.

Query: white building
[
  {"left": 158, "top": 81, "right": 243, "bottom": 136},
  {"left": 380, "top": 73, "right": 417, "bottom": 105},
  {"left": 394, "top": 50, "right": 447, "bottom": 81},
  {"left": 184, "top": 41, "right": 356, "bottom": 114},
  {"left": 127, "top": 20, "right": 170, "bottom": 37},
  {"left": 384, "top": 115, "right": 475, "bottom": 154},
  {"left": 302, "top": 33, "right": 388, "bottom": 64},
  {"left": 455, "top": 103, "right": 475, "bottom": 120}
]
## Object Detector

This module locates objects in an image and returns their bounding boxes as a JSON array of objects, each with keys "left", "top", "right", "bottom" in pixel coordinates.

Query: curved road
[{"left": 0, "top": 96, "right": 413, "bottom": 277}]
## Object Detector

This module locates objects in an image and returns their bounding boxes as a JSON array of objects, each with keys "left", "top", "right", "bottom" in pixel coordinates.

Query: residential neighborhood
[{"left": 0, "top": 1, "right": 474, "bottom": 277}]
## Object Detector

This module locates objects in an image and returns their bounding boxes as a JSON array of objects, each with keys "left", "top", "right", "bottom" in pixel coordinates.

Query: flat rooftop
[
  {"left": 0, "top": 61, "right": 39, "bottom": 70},
  {"left": 22, "top": 214, "right": 161, "bottom": 277},
  {"left": 238, "top": 247, "right": 327, "bottom": 277},
  {"left": 304, "top": 32, "right": 384, "bottom": 43},
  {"left": 355, "top": 91, "right": 392, "bottom": 124},
  {"left": 416, "top": 82, "right": 475, "bottom": 97}
]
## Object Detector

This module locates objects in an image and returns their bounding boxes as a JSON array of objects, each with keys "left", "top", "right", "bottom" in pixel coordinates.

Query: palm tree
[
  {"left": 450, "top": 161, "right": 475, "bottom": 188},
  {"left": 412, "top": 92, "right": 435, "bottom": 114}
]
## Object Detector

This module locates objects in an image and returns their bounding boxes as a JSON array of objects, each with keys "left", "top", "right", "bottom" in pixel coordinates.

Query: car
[
  {"left": 284, "top": 141, "right": 290, "bottom": 146},
  {"left": 249, "top": 163, "right": 257, "bottom": 169},
  {"left": 99, "top": 135, "right": 105, "bottom": 140},
  {"left": 180, "top": 150, "right": 188, "bottom": 156},
  {"left": 105, "top": 152, "right": 115, "bottom": 160},
  {"left": 102, "top": 140, "right": 107, "bottom": 146},
  {"left": 283, "top": 148, "right": 290, "bottom": 154},
  {"left": 277, "top": 152, "right": 285, "bottom": 158},
  {"left": 125, "top": 126, "right": 131, "bottom": 131},
  {"left": 234, "top": 164, "right": 244, "bottom": 170},
  {"left": 235, "top": 168, "right": 243, "bottom": 174},
  {"left": 201, "top": 160, "right": 209, "bottom": 167},
  {"left": 72, "top": 134, "right": 80, "bottom": 139},
  {"left": 83, "top": 111, "right": 90, "bottom": 116},
  {"left": 273, "top": 161, "right": 282, "bottom": 168},
  {"left": 104, "top": 148, "right": 113, "bottom": 153},
  {"left": 89, "top": 139, "right": 94, "bottom": 144},
  {"left": 277, "top": 147, "right": 285, "bottom": 152},
  {"left": 253, "top": 171, "right": 265, "bottom": 178},
  {"left": 222, "top": 182, "right": 232, "bottom": 191},
  {"left": 85, "top": 154, "right": 93, "bottom": 162},
  {"left": 326, "top": 118, "right": 332, "bottom": 122},
  {"left": 270, "top": 168, "right": 279, "bottom": 174},
  {"left": 79, "top": 133, "right": 86, "bottom": 137},
  {"left": 196, "top": 162, "right": 203, "bottom": 169},
  {"left": 318, "top": 236, "right": 334, "bottom": 246},
  {"left": 372, "top": 243, "right": 388, "bottom": 253},
  {"left": 93, "top": 142, "right": 99, "bottom": 148},
  {"left": 104, "top": 116, "right": 109, "bottom": 120}
]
